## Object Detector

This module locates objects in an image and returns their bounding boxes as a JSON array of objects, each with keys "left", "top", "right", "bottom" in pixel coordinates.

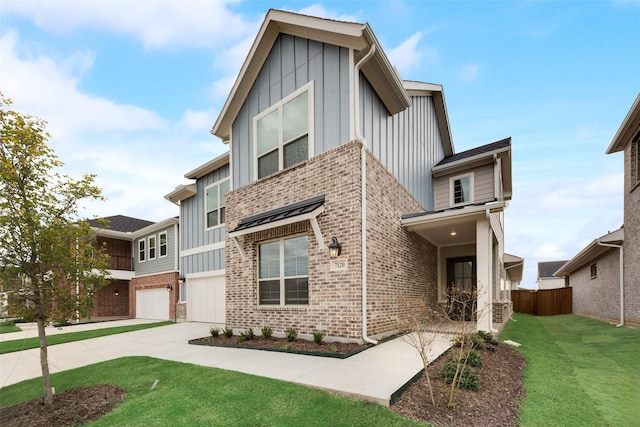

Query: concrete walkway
[{"left": 0, "top": 320, "right": 452, "bottom": 406}]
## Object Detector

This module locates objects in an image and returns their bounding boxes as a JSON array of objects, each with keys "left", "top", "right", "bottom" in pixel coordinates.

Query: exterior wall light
[
  {"left": 166, "top": 284, "right": 173, "bottom": 291},
  {"left": 178, "top": 275, "right": 186, "bottom": 285},
  {"left": 114, "top": 289, "right": 119, "bottom": 296},
  {"left": 328, "top": 237, "right": 342, "bottom": 259}
]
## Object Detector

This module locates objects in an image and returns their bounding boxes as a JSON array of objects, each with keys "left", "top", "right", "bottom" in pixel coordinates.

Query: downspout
[
  {"left": 355, "top": 44, "right": 378, "bottom": 345},
  {"left": 597, "top": 240, "right": 624, "bottom": 327}
]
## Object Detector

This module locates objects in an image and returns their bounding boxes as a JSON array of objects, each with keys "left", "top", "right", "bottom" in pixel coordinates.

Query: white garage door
[
  {"left": 188, "top": 275, "right": 225, "bottom": 324},
  {"left": 136, "top": 288, "right": 170, "bottom": 320}
]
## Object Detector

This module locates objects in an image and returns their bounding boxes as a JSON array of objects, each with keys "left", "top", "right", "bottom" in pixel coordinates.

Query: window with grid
[
  {"left": 138, "top": 239, "right": 145, "bottom": 262},
  {"left": 633, "top": 137, "right": 640, "bottom": 185},
  {"left": 205, "top": 178, "right": 230, "bottom": 229},
  {"left": 450, "top": 173, "right": 473, "bottom": 205},
  {"left": 255, "top": 83, "right": 312, "bottom": 179},
  {"left": 159, "top": 232, "right": 167, "bottom": 257},
  {"left": 258, "top": 235, "right": 308, "bottom": 306}
]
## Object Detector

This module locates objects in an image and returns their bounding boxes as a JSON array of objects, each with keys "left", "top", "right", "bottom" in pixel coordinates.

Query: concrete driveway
[{"left": 0, "top": 320, "right": 451, "bottom": 406}]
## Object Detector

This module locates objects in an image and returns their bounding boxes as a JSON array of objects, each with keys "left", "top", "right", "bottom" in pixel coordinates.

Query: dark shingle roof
[
  {"left": 436, "top": 137, "right": 511, "bottom": 167},
  {"left": 232, "top": 195, "right": 325, "bottom": 233},
  {"left": 538, "top": 261, "right": 569, "bottom": 279},
  {"left": 88, "top": 215, "right": 154, "bottom": 233},
  {"left": 401, "top": 200, "right": 496, "bottom": 220}
]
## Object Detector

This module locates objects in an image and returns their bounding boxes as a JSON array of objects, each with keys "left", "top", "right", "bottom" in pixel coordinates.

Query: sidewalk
[{"left": 0, "top": 321, "right": 452, "bottom": 406}]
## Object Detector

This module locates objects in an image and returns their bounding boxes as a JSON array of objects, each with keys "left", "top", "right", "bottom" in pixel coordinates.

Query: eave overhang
[
  {"left": 184, "top": 152, "right": 229, "bottom": 179},
  {"left": 606, "top": 93, "right": 640, "bottom": 154},
  {"left": 555, "top": 227, "right": 624, "bottom": 277},
  {"left": 164, "top": 184, "right": 197, "bottom": 204},
  {"left": 132, "top": 217, "right": 179, "bottom": 239},
  {"left": 211, "top": 9, "right": 410, "bottom": 141},
  {"left": 504, "top": 253, "right": 524, "bottom": 283}
]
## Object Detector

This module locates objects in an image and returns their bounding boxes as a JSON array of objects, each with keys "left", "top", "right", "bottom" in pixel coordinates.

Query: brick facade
[
  {"left": 225, "top": 140, "right": 438, "bottom": 342},
  {"left": 623, "top": 141, "right": 640, "bottom": 327},
  {"left": 130, "top": 272, "right": 179, "bottom": 321},
  {"left": 570, "top": 249, "right": 621, "bottom": 324}
]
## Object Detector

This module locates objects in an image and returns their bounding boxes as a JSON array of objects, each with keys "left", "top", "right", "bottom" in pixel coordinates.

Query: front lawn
[
  {"left": 0, "top": 356, "right": 425, "bottom": 426},
  {"left": 500, "top": 313, "right": 640, "bottom": 426},
  {"left": 0, "top": 321, "right": 20, "bottom": 334},
  {"left": 0, "top": 321, "right": 172, "bottom": 354}
]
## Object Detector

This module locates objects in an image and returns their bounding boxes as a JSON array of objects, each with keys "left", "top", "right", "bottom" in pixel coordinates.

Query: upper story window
[
  {"left": 450, "top": 173, "right": 474, "bottom": 206},
  {"left": 632, "top": 136, "right": 639, "bottom": 186},
  {"left": 254, "top": 82, "right": 313, "bottom": 179},
  {"left": 206, "top": 178, "right": 230, "bottom": 229},
  {"left": 138, "top": 239, "right": 145, "bottom": 263},
  {"left": 258, "top": 235, "right": 308, "bottom": 306},
  {"left": 148, "top": 235, "right": 156, "bottom": 260},
  {"left": 159, "top": 232, "right": 168, "bottom": 258},
  {"left": 590, "top": 263, "right": 597, "bottom": 279}
]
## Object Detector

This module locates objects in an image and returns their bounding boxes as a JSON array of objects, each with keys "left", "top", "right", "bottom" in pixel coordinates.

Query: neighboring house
[
  {"left": 536, "top": 261, "right": 568, "bottom": 290},
  {"left": 505, "top": 253, "right": 524, "bottom": 290},
  {"left": 557, "top": 93, "right": 640, "bottom": 327},
  {"left": 88, "top": 215, "right": 180, "bottom": 321},
  {"left": 168, "top": 9, "right": 518, "bottom": 341}
]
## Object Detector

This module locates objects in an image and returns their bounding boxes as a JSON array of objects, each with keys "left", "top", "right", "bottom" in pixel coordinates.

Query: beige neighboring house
[
  {"left": 556, "top": 93, "right": 640, "bottom": 327},
  {"left": 536, "top": 260, "right": 568, "bottom": 290}
]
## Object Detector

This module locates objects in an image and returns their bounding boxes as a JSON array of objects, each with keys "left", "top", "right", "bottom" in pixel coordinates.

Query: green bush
[
  {"left": 223, "top": 326, "right": 233, "bottom": 338},
  {"left": 442, "top": 360, "right": 481, "bottom": 391},
  {"left": 210, "top": 327, "right": 220, "bottom": 337},
  {"left": 241, "top": 328, "right": 254, "bottom": 340},
  {"left": 476, "top": 330, "right": 494, "bottom": 343},
  {"left": 285, "top": 327, "right": 298, "bottom": 342},
  {"left": 465, "top": 350, "right": 483, "bottom": 367},
  {"left": 313, "top": 331, "right": 325, "bottom": 344},
  {"left": 261, "top": 325, "right": 273, "bottom": 339}
]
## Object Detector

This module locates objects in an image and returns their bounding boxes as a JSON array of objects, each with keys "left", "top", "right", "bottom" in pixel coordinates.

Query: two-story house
[
  {"left": 556, "top": 93, "right": 640, "bottom": 327},
  {"left": 88, "top": 215, "right": 180, "bottom": 321},
  {"left": 168, "top": 9, "right": 517, "bottom": 341}
]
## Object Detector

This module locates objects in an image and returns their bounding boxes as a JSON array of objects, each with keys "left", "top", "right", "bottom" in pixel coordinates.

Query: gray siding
[
  {"left": 134, "top": 226, "right": 177, "bottom": 276},
  {"left": 181, "top": 164, "right": 229, "bottom": 251},
  {"left": 433, "top": 164, "right": 495, "bottom": 211},
  {"left": 231, "top": 34, "right": 351, "bottom": 189},
  {"left": 361, "top": 78, "right": 444, "bottom": 211},
  {"left": 182, "top": 249, "right": 225, "bottom": 275}
]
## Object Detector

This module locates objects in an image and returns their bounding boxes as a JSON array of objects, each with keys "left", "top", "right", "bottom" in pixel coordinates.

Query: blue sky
[{"left": 1, "top": 1, "right": 639, "bottom": 287}]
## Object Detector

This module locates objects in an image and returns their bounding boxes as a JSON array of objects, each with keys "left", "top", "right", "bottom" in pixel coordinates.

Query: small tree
[
  {"left": 0, "top": 94, "right": 109, "bottom": 404},
  {"left": 398, "top": 294, "right": 444, "bottom": 406}
]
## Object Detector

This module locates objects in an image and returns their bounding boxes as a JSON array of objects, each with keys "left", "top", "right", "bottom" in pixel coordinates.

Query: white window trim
[
  {"left": 204, "top": 177, "right": 230, "bottom": 231},
  {"left": 257, "top": 234, "right": 309, "bottom": 307},
  {"left": 138, "top": 239, "right": 146, "bottom": 263},
  {"left": 148, "top": 235, "right": 157, "bottom": 261},
  {"left": 449, "top": 172, "right": 474, "bottom": 206},
  {"left": 159, "top": 231, "right": 168, "bottom": 258},
  {"left": 252, "top": 81, "right": 314, "bottom": 180}
]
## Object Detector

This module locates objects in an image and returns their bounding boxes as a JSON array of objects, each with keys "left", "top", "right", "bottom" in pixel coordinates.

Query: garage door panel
[
  {"left": 188, "top": 275, "right": 225, "bottom": 324},
  {"left": 136, "top": 289, "right": 169, "bottom": 320}
]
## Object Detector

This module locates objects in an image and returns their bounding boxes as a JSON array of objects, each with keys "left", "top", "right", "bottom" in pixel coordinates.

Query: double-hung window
[
  {"left": 148, "top": 235, "right": 156, "bottom": 260},
  {"left": 632, "top": 137, "right": 640, "bottom": 186},
  {"left": 254, "top": 82, "right": 313, "bottom": 179},
  {"left": 159, "top": 232, "right": 167, "bottom": 257},
  {"left": 138, "top": 239, "right": 145, "bottom": 262},
  {"left": 450, "top": 173, "right": 474, "bottom": 206},
  {"left": 258, "top": 235, "right": 309, "bottom": 306},
  {"left": 206, "top": 178, "right": 230, "bottom": 229}
]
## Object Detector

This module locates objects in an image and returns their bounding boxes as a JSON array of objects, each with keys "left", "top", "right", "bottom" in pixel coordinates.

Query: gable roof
[
  {"left": 606, "top": 93, "right": 640, "bottom": 154},
  {"left": 88, "top": 215, "right": 154, "bottom": 233},
  {"left": 555, "top": 227, "right": 624, "bottom": 277},
  {"left": 211, "top": 9, "right": 411, "bottom": 142},
  {"left": 435, "top": 137, "right": 511, "bottom": 167},
  {"left": 537, "top": 261, "right": 568, "bottom": 279}
]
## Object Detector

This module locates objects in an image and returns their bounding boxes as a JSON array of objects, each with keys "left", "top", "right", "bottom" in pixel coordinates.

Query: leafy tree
[{"left": 0, "top": 94, "right": 109, "bottom": 404}]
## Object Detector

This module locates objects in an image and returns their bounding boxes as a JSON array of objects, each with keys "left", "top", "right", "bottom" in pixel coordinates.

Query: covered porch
[{"left": 402, "top": 201, "right": 514, "bottom": 332}]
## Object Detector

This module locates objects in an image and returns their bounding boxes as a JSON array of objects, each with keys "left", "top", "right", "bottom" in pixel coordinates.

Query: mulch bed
[
  {"left": 392, "top": 344, "right": 527, "bottom": 426},
  {"left": 0, "top": 384, "right": 126, "bottom": 427},
  {"left": 189, "top": 334, "right": 372, "bottom": 358}
]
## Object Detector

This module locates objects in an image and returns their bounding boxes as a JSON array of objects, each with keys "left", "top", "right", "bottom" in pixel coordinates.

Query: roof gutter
[
  {"left": 355, "top": 44, "right": 378, "bottom": 345},
  {"left": 596, "top": 240, "right": 624, "bottom": 327}
]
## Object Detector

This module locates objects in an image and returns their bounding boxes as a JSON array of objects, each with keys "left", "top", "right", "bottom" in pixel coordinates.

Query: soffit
[{"left": 606, "top": 93, "right": 640, "bottom": 154}]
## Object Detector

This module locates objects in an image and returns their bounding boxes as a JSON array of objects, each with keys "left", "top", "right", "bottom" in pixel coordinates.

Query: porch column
[{"left": 476, "top": 218, "right": 492, "bottom": 331}]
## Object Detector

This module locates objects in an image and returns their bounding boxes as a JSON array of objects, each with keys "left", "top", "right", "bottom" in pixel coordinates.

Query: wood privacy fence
[{"left": 511, "top": 287, "right": 572, "bottom": 316}]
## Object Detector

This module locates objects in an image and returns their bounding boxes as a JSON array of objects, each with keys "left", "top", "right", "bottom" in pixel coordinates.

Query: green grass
[
  {"left": 0, "top": 321, "right": 21, "bottom": 334},
  {"left": 0, "top": 356, "right": 426, "bottom": 426},
  {"left": 0, "top": 321, "right": 173, "bottom": 354},
  {"left": 500, "top": 313, "right": 640, "bottom": 427}
]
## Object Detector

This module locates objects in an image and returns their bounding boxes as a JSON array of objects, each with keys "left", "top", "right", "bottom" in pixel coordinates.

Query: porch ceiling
[{"left": 405, "top": 216, "right": 479, "bottom": 247}]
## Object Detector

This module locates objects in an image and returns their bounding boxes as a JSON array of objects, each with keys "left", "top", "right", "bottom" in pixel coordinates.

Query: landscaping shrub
[
  {"left": 313, "top": 331, "right": 325, "bottom": 344},
  {"left": 241, "top": 328, "right": 254, "bottom": 340},
  {"left": 210, "top": 327, "right": 220, "bottom": 337},
  {"left": 223, "top": 326, "right": 233, "bottom": 338},
  {"left": 442, "top": 360, "right": 481, "bottom": 391},
  {"left": 285, "top": 327, "right": 297, "bottom": 342}
]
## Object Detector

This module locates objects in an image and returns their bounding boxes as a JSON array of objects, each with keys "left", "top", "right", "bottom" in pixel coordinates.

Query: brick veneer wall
[
  {"left": 130, "top": 272, "right": 179, "bottom": 320},
  {"left": 570, "top": 249, "right": 621, "bottom": 324},
  {"left": 624, "top": 141, "right": 640, "bottom": 327},
  {"left": 225, "top": 140, "right": 439, "bottom": 341},
  {"left": 364, "top": 150, "right": 438, "bottom": 337}
]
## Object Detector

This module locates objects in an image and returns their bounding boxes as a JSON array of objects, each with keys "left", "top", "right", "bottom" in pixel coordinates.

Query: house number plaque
[{"left": 330, "top": 260, "right": 348, "bottom": 272}]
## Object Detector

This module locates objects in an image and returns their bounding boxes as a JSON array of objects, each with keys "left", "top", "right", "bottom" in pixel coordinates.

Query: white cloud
[
  {"left": 459, "top": 63, "right": 480, "bottom": 82},
  {"left": 386, "top": 32, "right": 426, "bottom": 75},
  {"left": 2, "top": 0, "right": 253, "bottom": 50}
]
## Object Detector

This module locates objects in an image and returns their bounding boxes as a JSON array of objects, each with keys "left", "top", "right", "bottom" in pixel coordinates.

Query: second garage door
[
  {"left": 136, "top": 288, "right": 170, "bottom": 320},
  {"left": 188, "top": 275, "right": 225, "bottom": 324}
]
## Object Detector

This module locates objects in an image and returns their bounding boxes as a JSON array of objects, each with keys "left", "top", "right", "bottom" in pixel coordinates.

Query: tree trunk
[{"left": 37, "top": 316, "right": 54, "bottom": 405}]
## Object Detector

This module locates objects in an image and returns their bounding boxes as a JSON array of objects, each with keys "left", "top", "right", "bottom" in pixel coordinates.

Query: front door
[{"left": 446, "top": 256, "right": 477, "bottom": 320}]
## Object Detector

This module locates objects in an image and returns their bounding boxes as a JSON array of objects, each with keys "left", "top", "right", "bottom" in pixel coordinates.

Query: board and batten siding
[
  {"left": 231, "top": 34, "right": 351, "bottom": 189},
  {"left": 433, "top": 163, "right": 496, "bottom": 211},
  {"left": 134, "top": 226, "right": 177, "bottom": 276},
  {"left": 360, "top": 77, "right": 445, "bottom": 211}
]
